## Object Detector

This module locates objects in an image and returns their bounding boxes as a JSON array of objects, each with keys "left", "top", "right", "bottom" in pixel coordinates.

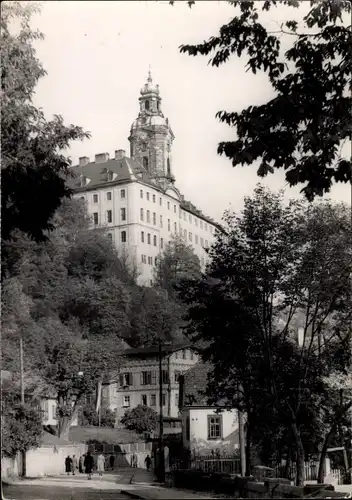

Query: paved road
[{"left": 3, "top": 483, "right": 129, "bottom": 499}]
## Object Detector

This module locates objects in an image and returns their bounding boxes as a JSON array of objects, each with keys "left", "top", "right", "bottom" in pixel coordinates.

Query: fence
[
  {"left": 171, "top": 454, "right": 241, "bottom": 475},
  {"left": 274, "top": 462, "right": 342, "bottom": 485}
]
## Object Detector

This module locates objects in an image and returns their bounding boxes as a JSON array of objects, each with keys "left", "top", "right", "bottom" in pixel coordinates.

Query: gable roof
[
  {"left": 68, "top": 156, "right": 152, "bottom": 192},
  {"left": 122, "top": 342, "right": 193, "bottom": 357}
]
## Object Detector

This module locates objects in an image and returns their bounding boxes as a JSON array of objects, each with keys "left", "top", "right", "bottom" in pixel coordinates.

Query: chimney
[
  {"left": 115, "top": 149, "right": 126, "bottom": 160},
  {"left": 95, "top": 152, "right": 110, "bottom": 164},
  {"left": 79, "top": 156, "right": 89, "bottom": 167}
]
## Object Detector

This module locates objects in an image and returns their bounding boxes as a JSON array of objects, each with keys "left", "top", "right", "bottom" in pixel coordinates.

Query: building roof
[
  {"left": 122, "top": 342, "right": 192, "bottom": 357},
  {"left": 181, "top": 361, "right": 228, "bottom": 408},
  {"left": 69, "top": 155, "right": 151, "bottom": 192}
]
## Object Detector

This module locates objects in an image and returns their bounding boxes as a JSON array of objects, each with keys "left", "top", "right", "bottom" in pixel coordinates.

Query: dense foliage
[
  {"left": 121, "top": 405, "right": 158, "bottom": 434},
  {"left": 1, "top": 2, "right": 90, "bottom": 248},
  {"left": 177, "top": 1, "right": 352, "bottom": 199},
  {"left": 79, "top": 404, "right": 115, "bottom": 428},
  {"left": 180, "top": 185, "right": 351, "bottom": 485},
  {"left": 2, "top": 403, "right": 43, "bottom": 458}
]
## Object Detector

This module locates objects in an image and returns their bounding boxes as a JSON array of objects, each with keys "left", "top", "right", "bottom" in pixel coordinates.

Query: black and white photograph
[{"left": 1, "top": 1, "right": 351, "bottom": 499}]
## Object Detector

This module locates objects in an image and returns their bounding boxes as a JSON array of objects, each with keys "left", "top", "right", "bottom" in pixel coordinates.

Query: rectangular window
[
  {"left": 153, "top": 212, "right": 156, "bottom": 225},
  {"left": 153, "top": 235, "right": 157, "bottom": 246},
  {"left": 189, "top": 214, "right": 192, "bottom": 223},
  {"left": 208, "top": 415, "right": 222, "bottom": 440},
  {"left": 195, "top": 218, "right": 198, "bottom": 227},
  {"left": 205, "top": 223, "right": 208, "bottom": 231},
  {"left": 159, "top": 197, "right": 162, "bottom": 206},
  {"left": 93, "top": 213, "right": 99, "bottom": 225},
  {"left": 140, "top": 208, "right": 144, "bottom": 221},
  {"left": 160, "top": 238, "right": 164, "bottom": 249},
  {"left": 107, "top": 210, "right": 112, "bottom": 223},
  {"left": 107, "top": 192, "right": 112, "bottom": 201},
  {"left": 121, "top": 231, "right": 127, "bottom": 243},
  {"left": 121, "top": 208, "right": 126, "bottom": 221},
  {"left": 148, "top": 256, "right": 153, "bottom": 265},
  {"left": 147, "top": 233, "right": 151, "bottom": 244},
  {"left": 174, "top": 222, "right": 177, "bottom": 233},
  {"left": 150, "top": 394, "right": 156, "bottom": 406},
  {"left": 141, "top": 371, "right": 152, "bottom": 385},
  {"left": 141, "top": 231, "right": 145, "bottom": 243},
  {"left": 195, "top": 235, "right": 198, "bottom": 244},
  {"left": 121, "top": 189, "right": 126, "bottom": 199},
  {"left": 168, "top": 219, "right": 170, "bottom": 231},
  {"left": 160, "top": 215, "right": 163, "bottom": 228},
  {"left": 174, "top": 371, "right": 180, "bottom": 383},
  {"left": 154, "top": 257, "right": 158, "bottom": 266},
  {"left": 141, "top": 394, "right": 147, "bottom": 405},
  {"left": 183, "top": 212, "right": 186, "bottom": 221},
  {"left": 200, "top": 220, "right": 203, "bottom": 229},
  {"left": 205, "top": 239, "right": 209, "bottom": 247},
  {"left": 153, "top": 194, "right": 156, "bottom": 203},
  {"left": 190, "top": 351, "right": 194, "bottom": 360},
  {"left": 140, "top": 190, "right": 143, "bottom": 199},
  {"left": 107, "top": 233, "right": 113, "bottom": 241},
  {"left": 147, "top": 210, "right": 150, "bottom": 223},
  {"left": 123, "top": 395, "right": 130, "bottom": 407},
  {"left": 175, "top": 393, "right": 179, "bottom": 406},
  {"left": 175, "top": 351, "right": 178, "bottom": 359},
  {"left": 162, "top": 370, "right": 169, "bottom": 384},
  {"left": 42, "top": 400, "right": 49, "bottom": 421},
  {"left": 93, "top": 194, "right": 98, "bottom": 203},
  {"left": 174, "top": 205, "right": 176, "bottom": 213},
  {"left": 183, "top": 350, "right": 187, "bottom": 360},
  {"left": 183, "top": 229, "right": 187, "bottom": 238},
  {"left": 146, "top": 192, "right": 150, "bottom": 201},
  {"left": 162, "top": 393, "right": 166, "bottom": 406},
  {"left": 52, "top": 404, "right": 56, "bottom": 420},
  {"left": 167, "top": 202, "right": 170, "bottom": 210},
  {"left": 200, "top": 237, "right": 204, "bottom": 246},
  {"left": 189, "top": 232, "right": 192, "bottom": 242},
  {"left": 119, "top": 373, "right": 133, "bottom": 386},
  {"left": 141, "top": 254, "right": 147, "bottom": 264}
]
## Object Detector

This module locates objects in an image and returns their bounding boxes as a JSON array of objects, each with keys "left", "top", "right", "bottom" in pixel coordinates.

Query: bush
[
  {"left": 78, "top": 404, "right": 115, "bottom": 428},
  {"left": 120, "top": 405, "right": 158, "bottom": 433},
  {"left": 2, "top": 403, "right": 43, "bottom": 457}
]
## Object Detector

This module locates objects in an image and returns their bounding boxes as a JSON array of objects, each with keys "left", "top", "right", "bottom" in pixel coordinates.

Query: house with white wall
[{"left": 179, "top": 362, "right": 239, "bottom": 456}]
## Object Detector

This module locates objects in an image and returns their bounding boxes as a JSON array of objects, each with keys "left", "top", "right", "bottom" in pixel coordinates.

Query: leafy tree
[
  {"left": 1, "top": 199, "right": 133, "bottom": 438},
  {"left": 2, "top": 403, "right": 43, "bottom": 458},
  {"left": 180, "top": 185, "right": 351, "bottom": 485},
  {"left": 153, "top": 235, "right": 202, "bottom": 299},
  {"left": 1, "top": 1, "right": 89, "bottom": 250},
  {"left": 176, "top": 1, "right": 351, "bottom": 200},
  {"left": 121, "top": 405, "right": 158, "bottom": 434},
  {"left": 79, "top": 404, "right": 116, "bottom": 428}
]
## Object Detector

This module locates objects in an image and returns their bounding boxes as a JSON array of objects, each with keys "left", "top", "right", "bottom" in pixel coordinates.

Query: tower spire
[{"left": 148, "top": 65, "right": 152, "bottom": 83}]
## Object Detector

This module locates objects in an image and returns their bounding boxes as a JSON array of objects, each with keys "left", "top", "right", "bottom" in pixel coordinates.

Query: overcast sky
[{"left": 31, "top": 1, "right": 350, "bottom": 222}]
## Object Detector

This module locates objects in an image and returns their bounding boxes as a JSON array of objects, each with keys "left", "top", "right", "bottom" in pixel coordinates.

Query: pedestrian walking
[
  {"left": 109, "top": 454, "right": 115, "bottom": 471},
  {"left": 97, "top": 453, "right": 105, "bottom": 476},
  {"left": 84, "top": 451, "right": 94, "bottom": 480},
  {"left": 72, "top": 454, "right": 78, "bottom": 475},
  {"left": 65, "top": 455, "right": 73, "bottom": 475},
  {"left": 144, "top": 454, "right": 151, "bottom": 472},
  {"left": 79, "top": 455, "right": 84, "bottom": 474},
  {"left": 133, "top": 453, "right": 138, "bottom": 468}
]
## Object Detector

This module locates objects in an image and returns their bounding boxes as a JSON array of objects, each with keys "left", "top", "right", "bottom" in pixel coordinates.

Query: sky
[{"left": 31, "top": 0, "right": 351, "bottom": 222}]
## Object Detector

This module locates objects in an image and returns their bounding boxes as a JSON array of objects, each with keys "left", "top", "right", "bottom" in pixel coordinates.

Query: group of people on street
[
  {"left": 65, "top": 452, "right": 152, "bottom": 479},
  {"left": 65, "top": 452, "right": 116, "bottom": 479}
]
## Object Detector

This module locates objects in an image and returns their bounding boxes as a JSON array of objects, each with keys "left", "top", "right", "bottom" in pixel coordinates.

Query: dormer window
[
  {"left": 79, "top": 175, "right": 87, "bottom": 187},
  {"left": 107, "top": 171, "right": 113, "bottom": 181},
  {"left": 145, "top": 100, "right": 150, "bottom": 110}
]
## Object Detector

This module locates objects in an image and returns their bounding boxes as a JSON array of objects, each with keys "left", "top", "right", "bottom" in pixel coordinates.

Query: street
[{"left": 3, "top": 484, "right": 130, "bottom": 500}]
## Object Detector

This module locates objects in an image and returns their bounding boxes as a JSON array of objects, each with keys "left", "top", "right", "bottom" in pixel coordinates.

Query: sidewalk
[{"left": 121, "top": 486, "right": 217, "bottom": 499}]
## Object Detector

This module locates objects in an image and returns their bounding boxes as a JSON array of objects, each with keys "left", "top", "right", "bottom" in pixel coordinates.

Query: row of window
[
  {"left": 139, "top": 190, "right": 213, "bottom": 233},
  {"left": 180, "top": 229, "right": 209, "bottom": 247},
  {"left": 119, "top": 369, "right": 187, "bottom": 388},
  {"left": 93, "top": 208, "right": 126, "bottom": 226},
  {"left": 92, "top": 189, "right": 126, "bottom": 203},
  {"left": 107, "top": 231, "right": 127, "bottom": 243},
  {"left": 122, "top": 392, "right": 171, "bottom": 408},
  {"left": 141, "top": 232, "right": 164, "bottom": 248},
  {"left": 141, "top": 255, "right": 157, "bottom": 266}
]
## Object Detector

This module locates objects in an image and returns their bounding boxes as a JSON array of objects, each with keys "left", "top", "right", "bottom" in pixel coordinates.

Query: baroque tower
[{"left": 129, "top": 69, "right": 175, "bottom": 188}]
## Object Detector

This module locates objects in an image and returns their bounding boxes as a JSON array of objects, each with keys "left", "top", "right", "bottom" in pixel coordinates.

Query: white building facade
[{"left": 70, "top": 71, "right": 219, "bottom": 285}]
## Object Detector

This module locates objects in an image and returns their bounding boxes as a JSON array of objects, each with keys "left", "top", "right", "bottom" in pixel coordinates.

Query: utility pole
[
  {"left": 20, "top": 336, "right": 24, "bottom": 405},
  {"left": 158, "top": 337, "right": 165, "bottom": 482},
  {"left": 19, "top": 336, "right": 26, "bottom": 477},
  {"left": 238, "top": 408, "right": 246, "bottom": 477}
]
